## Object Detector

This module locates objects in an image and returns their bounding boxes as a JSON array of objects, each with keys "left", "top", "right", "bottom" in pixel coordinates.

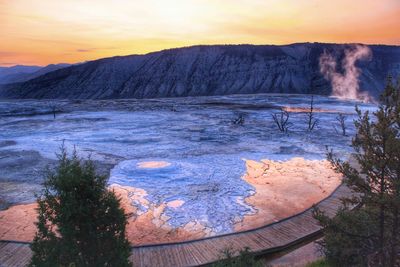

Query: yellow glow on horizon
[{"left": 0, "top": 0, "right": 399, "bottom": 66}]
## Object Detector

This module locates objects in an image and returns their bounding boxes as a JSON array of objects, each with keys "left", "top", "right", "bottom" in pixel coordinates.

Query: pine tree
[
  {"left": 314, "top": 77, "right": 400, "bottom": 266},
  {"left": 30, "top": 147, "right": 131, "bottom": 267}
]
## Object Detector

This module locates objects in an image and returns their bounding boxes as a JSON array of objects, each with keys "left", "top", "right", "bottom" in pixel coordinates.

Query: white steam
[{"left": 319, "top": 45, "right": 372, "bottom": 101}]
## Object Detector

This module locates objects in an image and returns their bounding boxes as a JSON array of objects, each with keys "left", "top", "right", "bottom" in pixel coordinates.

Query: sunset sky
[{"left": 1, "top": 0, "right": 399, "bottom": 66}]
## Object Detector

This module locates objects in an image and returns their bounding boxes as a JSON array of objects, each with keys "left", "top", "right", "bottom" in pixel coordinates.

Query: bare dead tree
[
  {"left": 306, "top": 95, "right": 319, "bottom": 131},
  {"left": 232, "top": 114, "right": 245, "bottom": 125},
  {"left": 334, "top": 113, "right": 347, "bottom": 136},
  {"left": 272, "top": 110, "right": 291, "bottom": 132},
  {"left": 47, "top": 101, "right": 60, "bottom": 119}
]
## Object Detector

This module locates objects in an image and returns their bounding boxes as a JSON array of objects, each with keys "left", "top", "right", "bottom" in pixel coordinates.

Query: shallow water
[{"left": 0, "top": 94, "right": 376, "bottom": 233}]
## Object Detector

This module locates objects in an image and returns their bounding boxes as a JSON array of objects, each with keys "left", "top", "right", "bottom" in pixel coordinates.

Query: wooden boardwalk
[
  {"left": 0, "top": 183, "right": 351, "bottom": 267},
  {"left": 0, "top": 241, "right": 32, "bottom": 267}
]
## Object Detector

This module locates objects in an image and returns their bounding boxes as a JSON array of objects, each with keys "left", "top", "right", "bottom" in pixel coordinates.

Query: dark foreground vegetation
[
  {"left": 212, "top": 247, "right": 262, "bottom": 267},
  {"left": 29, "top": 147, "right": 131, "bottom": 267},
  {"left": 314, "top": 77, "right": 400, "bottom": 266}
]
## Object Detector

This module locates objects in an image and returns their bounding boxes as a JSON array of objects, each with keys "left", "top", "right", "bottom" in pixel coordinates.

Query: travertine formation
[{"left": 0, "top": 158, "right": 341, "bottom": 245}]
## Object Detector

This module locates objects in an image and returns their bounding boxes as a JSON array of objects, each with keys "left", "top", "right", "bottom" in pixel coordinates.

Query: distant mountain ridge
[
  {"left": 0, "top": 63, "right": 71, "bottom": 84},
  {"left": 1, "top": 43, "right": 399, "bottom": 99},
  {"left": 0, "top": 65, "right": 41, "bottom": 83}
]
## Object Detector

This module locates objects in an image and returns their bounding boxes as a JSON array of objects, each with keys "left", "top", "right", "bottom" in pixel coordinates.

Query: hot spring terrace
[
  {"left": 0, "top": 183, "right": 352, "bottom": 266},
  {"left": 0, "top": 94, "right": 374, "bottom": 265}
]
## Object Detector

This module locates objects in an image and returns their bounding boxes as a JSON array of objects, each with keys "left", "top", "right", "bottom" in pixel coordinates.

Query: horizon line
[{"left": 2, "top": 41, "right": 399, "bottom": 68}]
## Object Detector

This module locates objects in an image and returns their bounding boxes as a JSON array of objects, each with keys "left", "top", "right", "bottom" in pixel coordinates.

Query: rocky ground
[
  {"left": 0, "top": 146, "right": 54, "bottom": 209},
  {"left": 0, "top": 146, "right": 114, "bottom": 209}
]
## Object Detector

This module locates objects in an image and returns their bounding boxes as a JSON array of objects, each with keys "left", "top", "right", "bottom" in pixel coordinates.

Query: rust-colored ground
[
  {"left": 282, "top": 106, "right": 340, "bottom": 113},
  {"left": 235, "top": 158, "right": 341, "bottom": 231},
  {"left": 0, "top": 158, "right": 341, "bottom": 245}
]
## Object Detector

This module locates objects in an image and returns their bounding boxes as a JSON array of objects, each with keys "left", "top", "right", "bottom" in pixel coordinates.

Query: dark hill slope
[{"left": 1, "top": 43, "right": 399, "bottom": 99}]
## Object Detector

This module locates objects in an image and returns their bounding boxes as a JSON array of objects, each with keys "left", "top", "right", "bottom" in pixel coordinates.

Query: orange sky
[{"left": 0, "top": 0, "right": 399, "bottom": 66}]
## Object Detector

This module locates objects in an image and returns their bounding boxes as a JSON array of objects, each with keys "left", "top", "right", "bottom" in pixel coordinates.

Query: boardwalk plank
[{"left": 0, "top": 243, "right": 23, "bottom": 263}]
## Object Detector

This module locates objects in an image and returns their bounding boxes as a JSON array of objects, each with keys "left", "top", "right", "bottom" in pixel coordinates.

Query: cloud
[
  {"left": 76, "top": 49, "right": 94, "bottom": 53},
  {"left": 76, "top": 47, "right": 119, "bottom": 53},
  {"left": 0, "top": 62, "right": 20, "bottom": 66},
  {"left": 0, "top": 51, "right": 17, "bottom": 57},
  {"left": 0, "top": 52, "right": 20, "bottom": 66}
]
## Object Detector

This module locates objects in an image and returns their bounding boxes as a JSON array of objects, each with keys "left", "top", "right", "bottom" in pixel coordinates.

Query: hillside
[
  {"left": 0, "top": 64, "right": 71, "bottom": 85},
  {"left": 0, "top": 65, "right": 42, "bottom": 84},
  {"left": 1, "top": 43, "right": 399, "bottom": 99}
]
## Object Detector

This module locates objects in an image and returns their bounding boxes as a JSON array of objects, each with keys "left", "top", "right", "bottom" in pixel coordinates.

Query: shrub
[
  {"left": 212, "top": 247, "right": 263, "bottom": 267},
  {"left": 29, "top": 147, "right": 131, "bottom": 267}
]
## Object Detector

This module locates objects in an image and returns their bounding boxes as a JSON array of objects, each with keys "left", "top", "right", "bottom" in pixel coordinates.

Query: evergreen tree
[
  {"left": 30, "top": 147, "right": 131, "bottom": 267},
  {"left": 314, "top": 77, "right": 400, "bottom": 266}
]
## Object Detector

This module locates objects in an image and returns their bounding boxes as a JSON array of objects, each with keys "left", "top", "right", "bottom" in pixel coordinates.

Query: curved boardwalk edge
[
  {"left": 0, "top": 183, "right": 351, "bottom": 267},
  {"left": 130, "top": 183, "right": 350, "bottom": 266}
]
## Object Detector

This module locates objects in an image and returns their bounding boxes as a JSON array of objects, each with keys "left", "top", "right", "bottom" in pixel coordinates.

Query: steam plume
[{"left": 319, "top": 45, "right": 372, "bottom": 101}]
